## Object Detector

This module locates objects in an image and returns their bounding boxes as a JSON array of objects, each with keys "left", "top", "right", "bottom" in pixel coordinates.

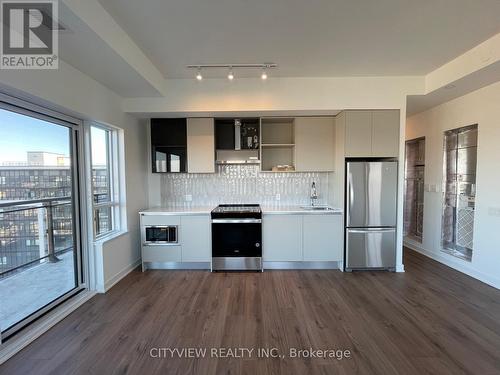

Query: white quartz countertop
[
  {"left": 262, "top": 205, "right": 343, "bottom": 215},
  {"left": 140, "top": 206, "right": 213, "bottom": 215},
  {"left": 140, "top": 205, "right": 343, "bottom": 215}
]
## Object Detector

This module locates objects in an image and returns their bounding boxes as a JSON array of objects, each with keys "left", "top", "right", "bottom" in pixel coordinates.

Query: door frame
[{"left": 0, "top": 92, "right": 89, "bottom": 341}]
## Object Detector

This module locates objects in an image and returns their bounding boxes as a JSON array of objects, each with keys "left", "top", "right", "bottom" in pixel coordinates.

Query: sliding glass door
[{"left": 0, "top": 101, "right": 84, "bottom": 340}]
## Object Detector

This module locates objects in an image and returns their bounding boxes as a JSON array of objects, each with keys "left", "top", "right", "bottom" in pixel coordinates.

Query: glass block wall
[
  {"left": 404, "top": 137, "right": 425, "bottom": 242},
  {"left": 441, "top": 124, "right": 477, "bottom": 261},
  {"left": 160, "top": 165, "right": 332, "bottom": 207}
]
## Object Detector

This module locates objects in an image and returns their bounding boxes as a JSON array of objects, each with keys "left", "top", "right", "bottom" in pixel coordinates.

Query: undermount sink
[{"left": 300, "top": 205, "right": 336, "bottom": 211}]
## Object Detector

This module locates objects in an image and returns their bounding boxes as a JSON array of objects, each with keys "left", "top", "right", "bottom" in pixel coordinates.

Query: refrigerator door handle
[
  {"left": 346, "top": 170, "right": 352, "bottom": 227},
  {"left": 348, "top": 228, "right": 396, "bottom": 233}
]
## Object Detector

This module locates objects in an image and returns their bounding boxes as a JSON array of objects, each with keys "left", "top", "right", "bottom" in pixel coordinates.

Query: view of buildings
[{"left": 0, "top": 152, "right": 108, "bottom": 277}]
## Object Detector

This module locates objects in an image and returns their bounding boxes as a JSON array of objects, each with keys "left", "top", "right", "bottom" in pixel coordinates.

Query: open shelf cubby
[
  {"left": 261, "top": 117, "right": 295, "bottom": 145},
  {"left": 260, "top": 118, "right": 295, "bottom": 171}
]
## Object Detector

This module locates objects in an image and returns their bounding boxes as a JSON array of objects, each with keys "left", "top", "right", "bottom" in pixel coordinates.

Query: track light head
[{"left": 261, "top": 68, "right": 268, "bottom": 80}]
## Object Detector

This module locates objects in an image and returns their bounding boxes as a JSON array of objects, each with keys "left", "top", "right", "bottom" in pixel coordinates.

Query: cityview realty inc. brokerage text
[{"left": 150, "top": 347, "right": 352, "bottom": 360}]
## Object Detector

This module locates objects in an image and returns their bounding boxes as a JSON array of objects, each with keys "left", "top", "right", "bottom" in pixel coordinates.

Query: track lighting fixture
[{"left": 187, "top": 63, "right": 277, "bottom": 80}]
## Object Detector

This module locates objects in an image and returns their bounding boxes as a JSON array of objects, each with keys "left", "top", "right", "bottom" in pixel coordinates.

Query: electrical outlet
[
  {"left": 185, "top": 194, "right": 192, "bottom": 202},
  {"left": 275, "top": 193, "right": 281, "bottom": 201}
]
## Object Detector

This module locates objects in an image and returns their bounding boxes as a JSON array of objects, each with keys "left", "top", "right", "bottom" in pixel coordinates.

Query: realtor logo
[{"left": 1, "top": 0, "right": 58, "bottom": 69}]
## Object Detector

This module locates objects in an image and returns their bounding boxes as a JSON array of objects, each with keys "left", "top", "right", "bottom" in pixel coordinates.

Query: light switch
[
  {"left": 275, "top": 193, "right": 281, "bottom": 201},
  {"left": 430, "top": 184, "right": 440, "bottom": 193},
  {"left": 185, "top": 194, "right": 192, "bottom": 202},
  {"left": 488, "top": 207, "right": 500, "bottom": 216}
]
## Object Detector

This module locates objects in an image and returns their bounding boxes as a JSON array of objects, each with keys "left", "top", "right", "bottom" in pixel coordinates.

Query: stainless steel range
[{"left": 211, "top": 204, "right": 262, "bottom": 271}]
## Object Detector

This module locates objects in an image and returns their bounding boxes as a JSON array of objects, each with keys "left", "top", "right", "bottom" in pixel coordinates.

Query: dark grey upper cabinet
[
  {"left": 215, "top": 119, "right": 235, "bottom": 150},
  {"left": 151, "top": 119, "right": 187, "bottom": 173},
  {"left": 151, "top": 118, "right": 187, "bottom": 147}
]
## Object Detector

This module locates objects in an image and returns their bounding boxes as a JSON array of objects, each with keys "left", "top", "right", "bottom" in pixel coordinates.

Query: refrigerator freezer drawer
[{"left": 346, "top": 228, "right": 396, "bottom": 270}]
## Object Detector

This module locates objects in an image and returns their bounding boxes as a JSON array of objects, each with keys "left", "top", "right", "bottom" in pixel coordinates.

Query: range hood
[
  {"left": 215, "top": 118, "right": 260, "bottom": 164},
  {"left": 216, "top": 150, "right": 260, "bottom": 165}
]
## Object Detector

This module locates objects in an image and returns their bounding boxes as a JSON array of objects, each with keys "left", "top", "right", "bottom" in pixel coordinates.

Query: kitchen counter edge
[{"left": 139, "top": 206, "right": 343, "bottom": 216}]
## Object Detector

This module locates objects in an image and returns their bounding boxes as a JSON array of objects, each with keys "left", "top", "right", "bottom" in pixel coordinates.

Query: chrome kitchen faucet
[{"left": 310, "top": 181, "right": 318, "bottom": 206}]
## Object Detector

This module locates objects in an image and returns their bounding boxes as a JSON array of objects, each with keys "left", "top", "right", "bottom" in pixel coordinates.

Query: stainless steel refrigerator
[{"left": 345, "top": 160, "right": 398, "bottom": 271}]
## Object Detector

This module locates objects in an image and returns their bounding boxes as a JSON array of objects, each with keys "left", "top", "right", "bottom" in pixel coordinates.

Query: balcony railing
[{"left": 0, "top": 196, "right": 73, "bottom": 280}]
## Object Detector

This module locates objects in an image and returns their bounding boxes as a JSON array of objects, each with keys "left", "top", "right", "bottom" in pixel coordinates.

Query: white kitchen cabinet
[
  {"left": 344, "top": 110, "right": 399, "bottom": 157},
  {"left": 303, "top": 215, "right": 343, "bottom": 261},
  {"left": 141, "top": 214, "right": 180, "bottom": 227},
  {"left": 140, "top": 213, "right": 211, "bottom": 269},
  {"left": 187, "top": 118, "right": 215, "bottom": 173},
  {"left": 181, "top": 215, "right": 211, "bottom": 262},
  {"left": 142, "top": 245, "right": 182, "bottom": 263},
  {"left": 344, "top": 111, "right": 372, "bottom": 157},
  {"left": 294, "top": 117, "right": 335, "bottom": 172},
  {"left": 371, "top": 110, "right": 400, "bottom": 157},
  {"left": 263, "top": 215, "right": 302, "bottom": 261}
]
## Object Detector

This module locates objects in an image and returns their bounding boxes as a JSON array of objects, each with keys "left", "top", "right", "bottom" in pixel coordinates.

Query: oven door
[{"left": 212, "top": 219, "right": 262, "bottom": 257}]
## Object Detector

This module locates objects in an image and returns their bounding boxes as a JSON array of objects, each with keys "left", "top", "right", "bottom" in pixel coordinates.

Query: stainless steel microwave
[{"left": 143, "top": 225, "right": 178, "bottom": 245}]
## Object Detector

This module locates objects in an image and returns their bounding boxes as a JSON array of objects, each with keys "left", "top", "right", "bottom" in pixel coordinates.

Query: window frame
[{"left": 86, "top": 122, "right": 126, "bottom": 240}]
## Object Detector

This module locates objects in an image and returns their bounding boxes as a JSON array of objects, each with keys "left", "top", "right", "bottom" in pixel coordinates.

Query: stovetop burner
[
  {"left": 211, "top": 204, "right": 262, "bottom": 218},
  {"left": 213, "top": 204, "right": 260, "bottom": 213}
]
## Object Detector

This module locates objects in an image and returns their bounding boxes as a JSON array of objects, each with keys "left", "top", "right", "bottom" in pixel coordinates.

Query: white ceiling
[
  {"left": 58, "top": 3, "right": 163, "bottom": 97},
  {"left": 98, "top": 0, "right": 500, "bottom": 79},
  {"left": 407, "top": 60, "right": 500, "bottom": 116}
]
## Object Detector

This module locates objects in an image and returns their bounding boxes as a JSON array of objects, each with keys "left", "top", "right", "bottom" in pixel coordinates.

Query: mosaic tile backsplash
[{"left": 160, "top": 165, "right": 332, "bottom": 207}]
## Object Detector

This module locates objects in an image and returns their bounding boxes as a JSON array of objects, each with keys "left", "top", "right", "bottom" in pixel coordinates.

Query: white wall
[
  {"left": 94, "top": 116, "right": 148, "bottom": 292},
  {"left": 124, "top": 76, "right": 423, "bottom": 114},
  {"left": 0, "top": 60, "right": 148, "bottom": 292},
  {"left": 406, "top": 81, "right": 500, "bottom": 289}
]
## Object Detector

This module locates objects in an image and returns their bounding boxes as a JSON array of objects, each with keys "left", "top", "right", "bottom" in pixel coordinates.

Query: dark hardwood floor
[{"left": 1, "top": 248, "right": 500, "bottom": 375}]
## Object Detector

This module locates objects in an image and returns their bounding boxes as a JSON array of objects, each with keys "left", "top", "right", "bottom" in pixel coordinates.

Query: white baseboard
[
  {"left": 144, "top": 262, "right": 210, "bottom": 270},
  {"left": 0, "top": 290, "right": 96, "bottom": 364},
  {"left": 404, "top": 240, "right": 500, "bottom": 290},
  {"left": 338, "top": 261, "right": 344, "bottom": 272},
  {"left": 98, "top": 258, "right": 141, "bottom": 293},
  {"left": 263, "top": 261, "right": 341, "bottom": 270}
]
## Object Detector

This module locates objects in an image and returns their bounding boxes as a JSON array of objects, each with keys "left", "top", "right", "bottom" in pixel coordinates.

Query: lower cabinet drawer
[
  {"left": 141, "top": 215, "right": 181, "bottom": 227},
  {"left": 142, "top": 245, "right": 181, "bottom": 262}
]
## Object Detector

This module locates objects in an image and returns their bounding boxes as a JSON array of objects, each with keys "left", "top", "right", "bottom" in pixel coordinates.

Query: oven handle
[{"left": 212, "top": 219, "right": 262, "bottom": 224}]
